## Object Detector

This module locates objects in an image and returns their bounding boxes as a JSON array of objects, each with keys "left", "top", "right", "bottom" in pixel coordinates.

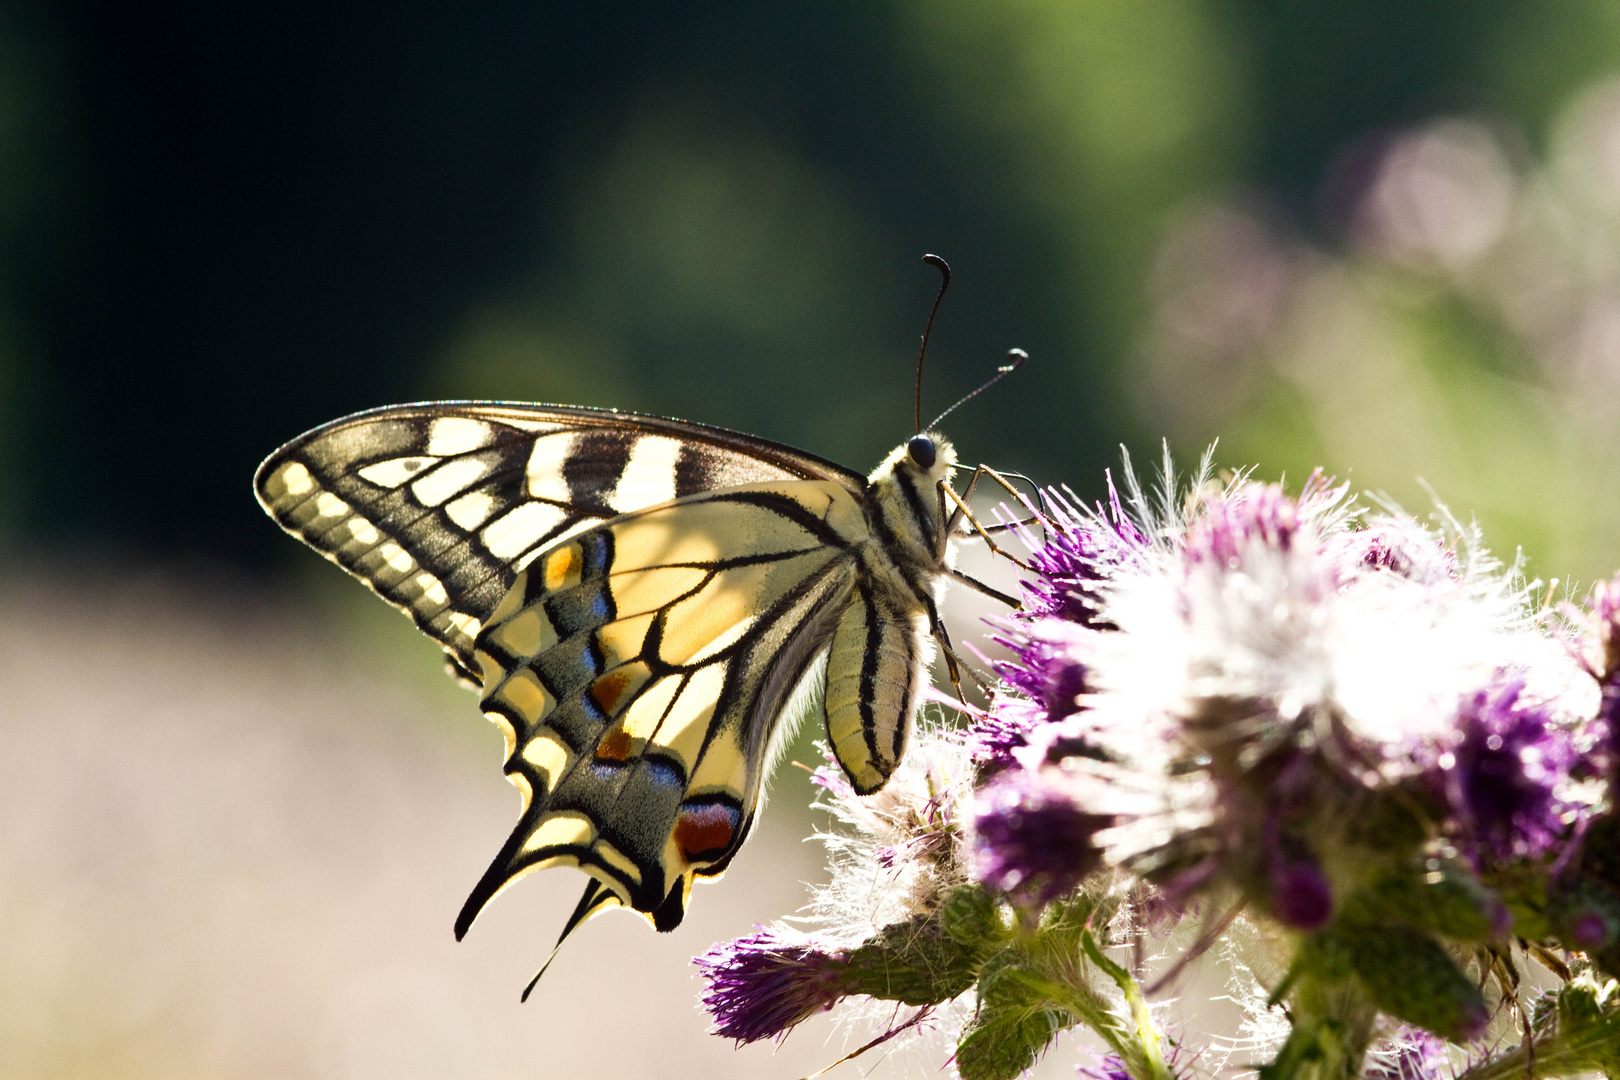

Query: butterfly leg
[
  {"left": 939, "top": 468, "right": 1035, "bottom": 572},
  {"left": 922, "top": 594, "right": 996, "bottom": 705},
  {"left": 957, "top": 471, "right": 1043, "bottom": 536},
  {"left": 921, "top": 593, "right": 966, "bottom": 705},
  {"left": 934, "top": 469, "right": 1025, "bottom": 609},
  {"left": 946, "top": 566, "right": 1020, "bottom": 609}
]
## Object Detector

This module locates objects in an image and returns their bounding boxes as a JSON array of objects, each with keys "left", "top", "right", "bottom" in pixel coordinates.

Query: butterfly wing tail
[{"left": 517, "top": 879, "right": 618, "bottom": 1001}]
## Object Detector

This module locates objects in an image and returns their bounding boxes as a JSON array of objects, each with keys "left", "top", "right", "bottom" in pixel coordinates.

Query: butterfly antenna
[
  {"left": 925, "top": 348, "right": 1027, "bottom": 431},
  {"left": 915, "top": 254, "right": 951, "bottom": 433}
]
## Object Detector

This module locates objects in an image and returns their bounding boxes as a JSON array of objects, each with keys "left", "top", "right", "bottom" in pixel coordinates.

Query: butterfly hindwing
[
  {"left": 253, "top": 403, "right": 866, "bottom": 674},
  {"left": 460, "top": 481, "right": 872, "bottom": 932}
]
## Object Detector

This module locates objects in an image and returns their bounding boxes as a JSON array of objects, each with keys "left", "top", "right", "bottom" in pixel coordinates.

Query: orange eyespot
[
  {"left": 543, "top": 544, "right": 581, "bottom": 590},
  {"left": 674, "top": 801, "right": 739, "bottom": 863},
  {"left": 590, "top": 668, "right": 636, "bottom": 713}
]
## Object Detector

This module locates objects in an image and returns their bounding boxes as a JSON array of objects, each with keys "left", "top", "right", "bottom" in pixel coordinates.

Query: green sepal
[
  {"left": 955, "top": 998, "right": 1066, "bottom": 1080},
  {"left": 1486, "top": 862, "right": 1552, "bottom": 942},
  {"left": 844, "top": 910, "right": 986, "bottom": 1005},
  {"left": 1296, "top": 930, "right": 1357, "bottom": 983},
  {"left": 942, "top": 884, "right": 1008, "bottom": 949},
  {"left": 1336, "top": 860, "right": 1508, "bottom": 942},
  {"left": 1338, "top": 790, "right": 1429, "bottom": 852},
  {"left": 1345, "top": 927, "right": 1486, "bottom": 1041},
  {"left": 975, "top": 949, "right": 1045, "bottom": 1009}
]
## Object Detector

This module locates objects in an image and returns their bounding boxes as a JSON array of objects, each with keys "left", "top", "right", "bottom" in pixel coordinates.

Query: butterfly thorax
[{"left": 855, "top": 431, "right": 958, "bottom": 612}]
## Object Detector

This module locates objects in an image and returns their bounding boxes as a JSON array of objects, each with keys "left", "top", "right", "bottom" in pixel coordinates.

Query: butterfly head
[{"left": 870, "top": 430, "right": 956, "bottom": 487}]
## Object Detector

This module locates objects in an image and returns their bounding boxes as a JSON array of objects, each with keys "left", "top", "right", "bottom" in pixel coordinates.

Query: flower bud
[
  {"left": 843, "top": 912, "right": 984, "bottom": 1005},
  {"left": 941, "top": 884, "right": 1005, "bottom": 948},
  {"left": 956, "top": 952, "right": 1068, "bottom": 1080}
]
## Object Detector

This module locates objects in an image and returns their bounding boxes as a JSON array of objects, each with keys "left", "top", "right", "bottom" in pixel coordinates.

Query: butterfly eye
[{"left": 907, "top": 435, "right": 937, "bottom": 469}]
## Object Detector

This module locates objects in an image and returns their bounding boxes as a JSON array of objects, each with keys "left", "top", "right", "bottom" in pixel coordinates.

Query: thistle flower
[
  {"left": 695, "top": 725, "right": 986, "bottom": 1057},
  {"left": 979, "top": 620, "right": 1091, "bottom": 770},
  {"left": 1428, "top": 674, "right": 1581, "bottom": 864},
  {"left": 1584, "top": 575, "right": 1620, "bottom": 685},
  {"left": 695, "top": 447, "right": 1620, "bottom": 1080},
  {"left": 976, "top": 463, "right": 1598, "bottom": 907},
  {"left": 971, "top": 768, "right": 1108, "bottom": 906},
  {"left": 695, "top": 930, "right": 853, "bottom": 1044},
  {"left": 807, "top": 725, "right": 973, "bottom": 932},
  {"left": 1080, "top": 1049, "right": 1182, "bottom": 1080},
  {"left": 1078, "top": 1053, "right": 1137, "bottom": 1080},
  {"left": 1575, "top": 574, "right": 1620, "bottom": 775},
  {"left": 1017, "top": 476, "right": 1146, "bottom": 628}
]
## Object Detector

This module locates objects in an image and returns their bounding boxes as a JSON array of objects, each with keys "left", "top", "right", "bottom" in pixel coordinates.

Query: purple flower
[
  {"left": 1268, "top": 854, "right": 1335, "bottom": 930},
  {"left": 1588, "top": 575, "right": 1620, "bottom": 683},
  {"left": 1016, "top": 479, "right": 1144, "bottom": 628},
  {"left": 1078, "top": 1053, "right": 1134, "bottom": 1080},
  {"left": 1366, "top": 1027, "right": 1451, "bottom": 1080},
  {"left": 810, "top": 758, "right": 854, "bottom": 800},
  {"left": 1078, "top": 1042, "right": 1186, "bottom": 1080},
  {"left": 695, "top": 930, "right": 853, "bottom": 1044},
  {"left": 1567, "top": 905, "right": 1613, "bottom": 949},
  {"left": 980, "top": 620, "right": 1092, "bottom": 769},
  {"left": 972, "top": 769, "right": 1109, "bottom": 905},
  {"left": 1582, "top": 575, "right": 1620, "bottom": 774},
  {"left": 995, "top": 623, "right": 1090, "bottom": 715},
  {"left": 1432, "top": 676, "right": 1579, "bottom": 864},
  {"left": 1338, "top": 519, "right": 1456, "bottom": 584},
  {"left": 1183, "top": 481, "right": 1304, "bottom": 568}
]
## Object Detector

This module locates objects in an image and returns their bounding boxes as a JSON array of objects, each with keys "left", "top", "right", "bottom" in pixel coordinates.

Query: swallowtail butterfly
[{"left": 253, "top": 261, "right": 1019, "bottom": 953}]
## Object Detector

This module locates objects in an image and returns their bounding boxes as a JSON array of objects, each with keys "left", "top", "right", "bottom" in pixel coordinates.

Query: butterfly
[{"left": 253, "top": 260, "right": 1024, "bottom": 958}]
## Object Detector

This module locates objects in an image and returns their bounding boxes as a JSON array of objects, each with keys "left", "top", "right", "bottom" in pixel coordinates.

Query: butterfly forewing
[{"left": 253, "top": 403, "right": 865, "bottom": 675}]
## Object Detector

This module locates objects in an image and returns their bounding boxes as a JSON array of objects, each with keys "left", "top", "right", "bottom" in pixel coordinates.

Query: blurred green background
[
  {"left": 4, "top": 3, "right": 1620, "bottom": 1077},
  {"left": 1, "top": 0, "right": 1615, "bottom": 579}
]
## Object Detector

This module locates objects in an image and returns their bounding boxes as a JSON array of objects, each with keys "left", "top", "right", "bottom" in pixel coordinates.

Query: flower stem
[
  {"left": 1456, "top": 1022, "right": 1620, "bottom": 1080},
  {"left": 1082, "top": 929, "right": 1175, "bottom": 1080}
]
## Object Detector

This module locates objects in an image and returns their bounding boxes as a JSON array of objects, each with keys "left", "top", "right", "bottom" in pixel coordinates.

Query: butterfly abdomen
[{"left": 824, "top": 585, "right": 928, "bottom": 793}]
